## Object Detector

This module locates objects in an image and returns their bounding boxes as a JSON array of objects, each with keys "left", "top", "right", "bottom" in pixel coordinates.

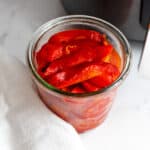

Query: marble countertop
[
  {"left": 81, "top": 41, "right": 150, "bottom": 150},
  {"left": 0, "top": 0, "right": 150, "bottom": 150}
]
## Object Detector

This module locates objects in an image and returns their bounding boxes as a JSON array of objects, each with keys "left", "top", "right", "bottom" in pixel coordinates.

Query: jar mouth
[{"left": 27, "top": 15, "right": 131, "bottom": 97}]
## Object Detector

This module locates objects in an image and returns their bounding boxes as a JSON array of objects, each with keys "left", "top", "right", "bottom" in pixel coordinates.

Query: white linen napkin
[{"left": 0, "top": 49, "right": 85, "bottom": 150}]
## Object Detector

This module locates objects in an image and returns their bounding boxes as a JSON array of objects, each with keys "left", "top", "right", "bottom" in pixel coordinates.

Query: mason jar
[{"left": 27, "top": 15, "right": 131, "bottom": 133}]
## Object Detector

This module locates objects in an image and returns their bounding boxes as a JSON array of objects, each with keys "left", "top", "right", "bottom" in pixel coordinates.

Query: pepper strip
[
  {"left": 49, "top": 29, "right": 102, "bottom": 43},
  {"left": 82, "top": 81, "right": 100, "bottom": 92},
  {"left": 48, "top": 62, "right": 118, "bottom": 89},
  {"left": 43, "top": 45, "right": 113, "bottom": 76},
  {"left": 89, "top": 63, "right": 120, "bottom": 88}
]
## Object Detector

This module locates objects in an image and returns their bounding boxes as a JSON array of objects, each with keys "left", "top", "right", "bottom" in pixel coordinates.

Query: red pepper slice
[
  {"left": 47, "top": 39, "right": 99, "bottom": 61},
  {"left": 63, "top": 39, "right": 100, "bottom": 55},
  {"left": 36, "top": 42, "right": 64, "bottom": 69},
  {"left": 82, "top": 81, "right": 100, "bottom": 92},
  {"left": 89, "top": 63, "right": 120, "bottom": 88},
  {"left": 47, "top": 62, "right": 117, "bottom": 89},
  {"left": 49, "top": 29, "right": 102, "bottom": 43},
  {"left": 36, "top": 39, "right": 103, "bottom": 71},
  {"left": 103, "top": 48, "right": 122, "bottom": 71},
  {"left": 71, "top": 86, "right": 85, "bottom": 94},
  {"left": 43, "top": 44, "right": 113, "bottom": 76}
]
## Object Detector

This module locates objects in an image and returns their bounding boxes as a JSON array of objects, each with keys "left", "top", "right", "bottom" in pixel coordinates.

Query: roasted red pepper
[
  {"left": 36, "top": 29, "right": 121, "bottom": 93},
  {"left": 49, "top": 29, "right": 102, "bottom": 43},
  {"left": 71, "top": 85, "right": 85, "bottom": 94},
  {"left": 82, "top": 81, "right": 100, "bottom": 92},
  {"left": 103, "top": 48, "right": 122, "bottom": 71},
  {"left": 47, "top": 62, "right": 118, "bottom": 89},
  {"left": 43, "top": 44, "right": 113, "bottom": 76},
  {"left": 36, "top": 38, "right": 112, "bottom": 72},
  {"left": 36, "top": 42, "right": 64, "bottom": 69},
  {"left": 88, "top": 63, "right": 120, "bottom": 88}
]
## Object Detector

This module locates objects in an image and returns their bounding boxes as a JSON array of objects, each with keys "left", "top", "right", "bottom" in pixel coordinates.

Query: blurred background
[
  {"left": 61, "top": 0, "right": 148, "bottom": 41},
  {"left": 0, "top": 0, "right": 66, "bottom": 62},
  {"left": 1, "top": 0, "right": 149, "bottom": 62}
]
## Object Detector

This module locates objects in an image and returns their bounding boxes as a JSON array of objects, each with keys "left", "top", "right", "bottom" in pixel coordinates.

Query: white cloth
[{"left": 0, "top": 50, "right": 85, "bottom": 150}]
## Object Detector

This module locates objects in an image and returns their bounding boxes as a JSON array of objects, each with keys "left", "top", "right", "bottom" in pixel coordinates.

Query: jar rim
[{"left": 27, "top": 15, "right": 132, "bottom": 97}]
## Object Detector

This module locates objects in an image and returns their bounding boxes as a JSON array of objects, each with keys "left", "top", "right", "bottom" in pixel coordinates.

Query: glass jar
[{"left": 27, "top": 15, "right": 131, "bottom": 133}]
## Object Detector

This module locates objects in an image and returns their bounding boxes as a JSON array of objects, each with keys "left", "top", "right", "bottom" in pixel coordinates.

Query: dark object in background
[
  {"left": 102, "top": 0, "right": 133, "bottom": 26},
  {"left": 140, "top": 0, "right": 150, "bottom": 29},
  {"left": 61, "top": 0, "right": 150, "bottom": 41}
]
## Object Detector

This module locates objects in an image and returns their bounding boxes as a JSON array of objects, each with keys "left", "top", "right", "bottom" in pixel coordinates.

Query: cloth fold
[{"left": 0, "top": 50, "right": 85, "bottom": 150}]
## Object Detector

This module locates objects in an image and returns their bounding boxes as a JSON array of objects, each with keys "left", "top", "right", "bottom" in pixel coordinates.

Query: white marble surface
[
  {"left": 81, "top": 42, "right": 150, "bottom": 150},
  {"left": 0, "top": 0, "right": 150, "bottom": 150},
  {"left": 0, "top": 0, "right": 66, "bottom": 63}
]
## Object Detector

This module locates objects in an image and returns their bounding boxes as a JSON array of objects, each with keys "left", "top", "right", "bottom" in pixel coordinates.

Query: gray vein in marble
[
  {"left": 0, "top": 0, "right": 66, "bottom": 62},
  {"left": 0, "top": 32, "right": 8, "bottom": 45}
]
